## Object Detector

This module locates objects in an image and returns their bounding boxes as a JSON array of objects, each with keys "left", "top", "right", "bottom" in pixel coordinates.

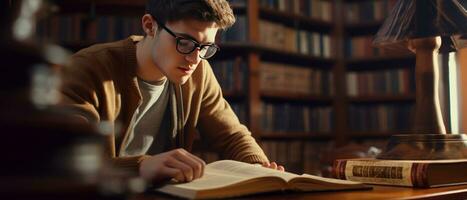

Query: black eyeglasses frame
[{"left": 157, "top": 23, "right": 220, "bottom": 59}]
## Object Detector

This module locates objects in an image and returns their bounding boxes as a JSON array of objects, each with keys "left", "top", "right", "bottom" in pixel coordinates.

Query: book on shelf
[
  {"left": 259, "top": 0, "right": 333, "bottom": 22},
  {"left": 333, "top": 158, "right": 467, "bottom": 188},
  {"left": 348, "top": 104, "right": 413, "bottom": 132},
  {"left": 155, "top": 160, "right": 371, "bottom": 199},
  {"left": 258, "top": 20, "right": 332, "bottom": 58},
  {"left": 344, "top": 0, "right": 397, "bottom": 24},
  {"left": 261, "top": 102, "right": 333, "bottom": 133},
  {"left": 346, "top": 68, "right": 414, "bottom": 97}
]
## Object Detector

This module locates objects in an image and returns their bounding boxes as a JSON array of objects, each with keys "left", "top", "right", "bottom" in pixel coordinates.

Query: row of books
[
  {"left": 346, "top": 68, "right": 415, "bottom": 96},
  {"left": 218, "top": 15, "right": 248, "bottom": 42},
  {"left": 37, "top": 13, "right": 333, "bottom": 59},
  {"left": 348, "top": 104, "right": 413, "bottom": 131},
  {"left": 260, "top": 141, "right": 334, "bottom": 174},
  {"left": 37, "top": 15, "right": 142, "bottom": 44},
  {"left": 211, "top": 58, "right": 247, "bottom": 93},
  {"left": 227, "top": 0, "right": 247, "bottom": 7},
  {"left": 261, "top": 103, "right": 334, "bottom": 132},
  {"left": 260, "top": 62, "right": 334, "bottom": 95},
  {"left": 344, "top": 0, "right": 398, "bottom": 24},
  {"left": 344, "top": 36, "right": 382, "bottom": 58},
  {"left": 259, "top": 0, "right": 333, "bottom": 22},
  {"left": 259, "top": 20, "right": 332, "bottom": 58},
  {"left": 230, "top": 103, "right": 247, "bottom": 125}
]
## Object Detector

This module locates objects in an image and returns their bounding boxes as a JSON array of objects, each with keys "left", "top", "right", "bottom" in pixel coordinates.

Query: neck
[{"left": 135, "top": 37, "right": 166, "bottom": 82}]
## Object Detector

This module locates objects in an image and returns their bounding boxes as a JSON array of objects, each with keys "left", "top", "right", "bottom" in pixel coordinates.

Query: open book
[{"left": 155, "top": 160, "right": 371, "bottom": 199}]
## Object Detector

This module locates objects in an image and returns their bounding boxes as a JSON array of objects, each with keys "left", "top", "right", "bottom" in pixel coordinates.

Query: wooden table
[{"left": 133, "top": 184, "right": 467, "bottom": 200}]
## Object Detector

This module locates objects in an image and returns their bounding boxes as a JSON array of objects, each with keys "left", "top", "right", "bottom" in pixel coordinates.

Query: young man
[{"left": 59, "top": 0, "right": 283, "bottom": 183}]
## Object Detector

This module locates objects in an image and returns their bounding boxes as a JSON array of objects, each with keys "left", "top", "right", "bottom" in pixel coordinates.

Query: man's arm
[
  {"left": 59, "top": 54, "right": 101, "bottom": 124},
  {"left": 60, "top": 54, "right": 140, "bottom": 170},
  {"left": 60, "top": 53, "right": 206, "bottom": 182}
]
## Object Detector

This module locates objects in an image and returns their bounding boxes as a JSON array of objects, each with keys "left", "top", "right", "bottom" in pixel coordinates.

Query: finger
[
  {"left": 174, "top": 149, "right": 205, "bottom": 180},
  {"left": 262, "top": 162, "right": 270, "bottom": 167},
  {"left": 166, "top": 156, "right": 193, "bottom": 182},
  {"left": 278, "top": 165, "right": 285, "bottom": 172},
  {"left": 172, "top": 149, "right": 204, "bottom": 180},
  {"left": 160, "top": 166, "right": 184, "bottom": 183},
  {"left": 182, "top": 150, "right": 206, "bottom": 179},
  {"left": 270, "top": 162, "right": 278, "bottom": 169}
]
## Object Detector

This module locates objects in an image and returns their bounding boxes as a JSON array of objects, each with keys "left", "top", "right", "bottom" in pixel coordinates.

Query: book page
[
  {"left": 168, "top": 169, "right": 252, "bottom": 190},
  {"left": 299, "top": 174, "right": 365, "bottom": 185},
  {"left": 158, "top": 160, "right": 296, "bottom": 191},
  {"left": 207, "top": 160, "right": 299, "bottom": 181}
]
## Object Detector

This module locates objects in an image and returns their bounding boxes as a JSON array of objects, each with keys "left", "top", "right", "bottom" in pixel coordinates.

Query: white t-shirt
[{"left": 120, "top": 78, "right": 169, "bottom": 156}]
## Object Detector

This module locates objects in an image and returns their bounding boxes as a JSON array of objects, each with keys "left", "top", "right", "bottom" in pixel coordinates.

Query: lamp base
[{"left": 376, "top": 134, "right": 467, "bottom": 160}]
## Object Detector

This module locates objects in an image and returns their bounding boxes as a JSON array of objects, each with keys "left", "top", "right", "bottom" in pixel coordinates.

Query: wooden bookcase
[
  {"left": 38, "top": 0, "right": 418, "bottom": 175},
  {"left": 340, "top": 0, "right": 415, "bottom": 141}
]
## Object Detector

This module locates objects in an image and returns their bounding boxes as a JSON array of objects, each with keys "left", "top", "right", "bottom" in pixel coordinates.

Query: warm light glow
[
  {"left": 449, "top": 52, "right": 459, "bottom": 134},
  {"left": 30, "top": 65, "right": 61, "bottom": 108},
  {"left": 12, "top": 0, "right": 42, "bottom": 41},
  {"left": 44, "top": 44, "right": 71, "bottom": 65},
  {"left": 72, "top": 143, "right": 102, "bottom": 183},
  {"left": 13, "top": 18, "right": 33, "bottom": 41}
]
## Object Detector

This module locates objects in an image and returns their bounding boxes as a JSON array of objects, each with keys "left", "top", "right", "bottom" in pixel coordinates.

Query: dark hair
[{"left": 146, "top": 0, "right": 235, "bottom": 30}]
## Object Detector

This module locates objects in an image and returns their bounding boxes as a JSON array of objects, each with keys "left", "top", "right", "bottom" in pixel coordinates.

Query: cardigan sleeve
[
  {"left": 111, "top": 155, "right": 151, "bottom": 173},
  {"left": 58, "top": 40, "right": 153, "bottom": 173},
  {"left": 60, "top": 53, "right": 145, "bottom": 171},
  {"left": 196, "top": 61, "right": 269, "bottom": 164},
  {"left": 59, "top": 54, "right": 102, "bottom": 124}
]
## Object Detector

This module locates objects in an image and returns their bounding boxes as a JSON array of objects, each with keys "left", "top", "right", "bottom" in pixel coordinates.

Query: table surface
[{"left": 133, "top": 184, "right": 467, "bottom": 200}]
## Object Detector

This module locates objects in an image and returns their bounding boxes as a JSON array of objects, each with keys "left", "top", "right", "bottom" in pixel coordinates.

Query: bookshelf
[
  {"left": 340, "top": 0, "right": 415, "bottom": 142},
  {"left": 229, "top": 0, "right": 337, "bottom": 174},
  {"left": 37, "top": 0, "right": 419, "bottom": 176}
]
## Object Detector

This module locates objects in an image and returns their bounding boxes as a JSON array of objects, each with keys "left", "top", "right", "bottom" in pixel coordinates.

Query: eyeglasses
[{"left": 158, "top": 23, "right": 219, "bottom": 59}]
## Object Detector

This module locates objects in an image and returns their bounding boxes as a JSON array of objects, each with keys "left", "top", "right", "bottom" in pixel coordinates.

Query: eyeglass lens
[{"left": 176, "top": 38, "right": 217, "bottom": 58}]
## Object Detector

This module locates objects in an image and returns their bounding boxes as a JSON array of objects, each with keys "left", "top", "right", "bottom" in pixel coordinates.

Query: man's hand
[
  {"left": 139, "top": 148, "right": 206, "bottom": 183},
  {"left": 262, "top": 161, "right": 285, "bottom": 171}
]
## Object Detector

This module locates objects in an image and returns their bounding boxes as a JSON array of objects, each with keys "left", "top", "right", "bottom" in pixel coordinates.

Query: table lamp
[{"left": 372, "top": 0, "right": 467, "bottom": 160}]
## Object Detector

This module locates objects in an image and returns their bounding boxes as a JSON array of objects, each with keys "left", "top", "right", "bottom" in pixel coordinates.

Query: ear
[{"left": 141, "top": 14, "right": 157, "bottom": 37}]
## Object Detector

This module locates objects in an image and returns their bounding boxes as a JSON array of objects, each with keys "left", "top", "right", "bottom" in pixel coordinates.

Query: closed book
[
  {"left": 155, "top": 160, "right": 371, "bottom": 199},
  {"left": 333, "top": 158, "right": 467, "bottom": 188}
]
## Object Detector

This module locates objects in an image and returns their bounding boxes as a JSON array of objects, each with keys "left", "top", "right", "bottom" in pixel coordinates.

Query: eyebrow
[
  {"left": 174, "top": 32, "right": 200, "bottom": 43},
  {"left": 173, "top": 31, "right": 215, "bottom": 45}
]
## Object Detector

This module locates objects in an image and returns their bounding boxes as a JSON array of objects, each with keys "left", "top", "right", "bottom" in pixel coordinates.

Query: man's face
[{"left": 150, "top": 19, "right": 218, "bottom": 84}]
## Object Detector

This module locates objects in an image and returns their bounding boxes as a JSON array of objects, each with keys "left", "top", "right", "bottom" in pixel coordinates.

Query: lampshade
[{"left": 373, "top": 0, "right": 467, "bottom": 53}]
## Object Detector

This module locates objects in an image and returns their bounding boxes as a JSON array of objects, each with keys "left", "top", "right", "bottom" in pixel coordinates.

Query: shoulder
[
  {"left": 72, "top": 38, "right": 132, "bottom": 64},
  {"left": 64, "top": 37, "right": 138, "bottom": 78}
]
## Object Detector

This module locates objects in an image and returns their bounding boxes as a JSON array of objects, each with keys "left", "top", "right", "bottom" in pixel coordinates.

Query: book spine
[
  {"left": 333, "top": 159, "right": 347, "bottom": 180},
  {"left": 411, "top": 162, "right": 429, "bottom": 188},
  {"left": 333, "top": 160, "right": 430, "bottom": 187}
]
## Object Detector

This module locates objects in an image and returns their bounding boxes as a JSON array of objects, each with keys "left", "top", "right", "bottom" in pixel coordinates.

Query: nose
[{"left": 185, "top": 48, "right": 202, "bottom": 65}]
